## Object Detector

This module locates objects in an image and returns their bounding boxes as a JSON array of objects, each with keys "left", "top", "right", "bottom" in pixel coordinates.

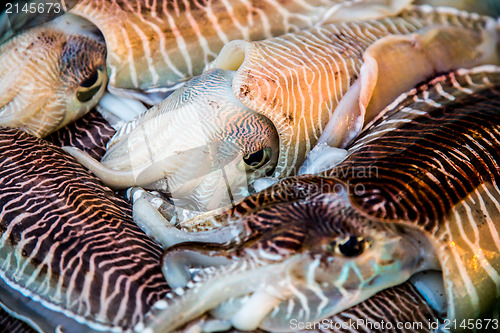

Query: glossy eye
[
  {"left": 328, "top": 236, "right": 368, "bottom": 257},
  {"left": 76, "top": 66, "right": 105, "bottom": 102},
  {"left": 239, "top": 147, "right": 272, "bottom": 171}
]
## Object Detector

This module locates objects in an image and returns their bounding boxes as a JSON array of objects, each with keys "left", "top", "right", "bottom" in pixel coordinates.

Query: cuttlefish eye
[
  {"left": 76, "top": 66, "right": 106, "bottom": 102},
  {"left": 327, "top": 236, "right": 369, "bottom": 257},
  {"left": 239, "top": 147, "right": 273, "bottom": 171}
]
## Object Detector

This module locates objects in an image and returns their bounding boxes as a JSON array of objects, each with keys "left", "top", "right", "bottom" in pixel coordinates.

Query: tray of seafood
[{"left": 0, "top": 0, "right": 499, "bottom": 332}]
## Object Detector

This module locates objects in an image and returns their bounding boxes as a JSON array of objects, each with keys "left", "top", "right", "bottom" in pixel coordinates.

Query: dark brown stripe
[
  {"left": 0, "top": 127, "right": 168, "bottom": 331},
  {"left": 330, "top": 72, "right": 500, "bottom": 232}
]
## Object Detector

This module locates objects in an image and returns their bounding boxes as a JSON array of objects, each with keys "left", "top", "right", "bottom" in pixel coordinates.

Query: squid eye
[
  {"left": 328, "top": 236, "right": 368, "bottom": 257},
  {"left": 239, "top": 147, "right": 272, "bottom": 171},
  {"left": 76, "top": 66, "right": 105, "bottom": 102}
]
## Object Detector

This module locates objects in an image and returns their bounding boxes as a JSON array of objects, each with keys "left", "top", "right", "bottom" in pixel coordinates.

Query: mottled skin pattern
[{"left": 0, "top": 27, "right": 107, "bottom": 137}]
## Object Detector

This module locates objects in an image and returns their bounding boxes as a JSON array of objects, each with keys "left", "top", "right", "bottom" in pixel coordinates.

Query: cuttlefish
[
  {"left": 0, "top": 128, "right": 442, "bottom": 333},
  {"left": 0, "top": 19, "right": 107, "bottom": 137},
  {"left": 132, "top": 65, "right": 500, "bottom": 332},
  {"left": 0, "top": 0, "right": 414, "bottom": 137},
  {"left": 66, "top": 5, "right": 500, "bottom": 211},
  {"left": 0, "top": 127, "right": 169, "bottom": 332}
]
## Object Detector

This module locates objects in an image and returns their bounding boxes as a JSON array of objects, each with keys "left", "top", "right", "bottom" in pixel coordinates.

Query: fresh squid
[
  {"left": 133, "top": 65, "right": 500, "bottom": 332},
  {"left": 66, "top": 6, "right": 500, "bottom": 212},
  {"left": 0, "top": 0, "right": 415, "bottom": 136}
]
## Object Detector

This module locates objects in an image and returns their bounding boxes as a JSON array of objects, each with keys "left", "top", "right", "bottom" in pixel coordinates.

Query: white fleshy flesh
[
  {"left": 299, "top": 144, "right": 348, "bottom": 175},
  {"left": 410, "top": 271, "right": 447, "bottom": 316},
  {"left": 230, "top": 291, "right": 282, "bottom": 331},
  {"left": 97, "top": 92, "right": 147, "bottom": 128}
]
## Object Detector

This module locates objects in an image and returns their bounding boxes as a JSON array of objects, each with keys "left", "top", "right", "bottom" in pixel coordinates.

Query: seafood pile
[{"left": 0, "top": 0, "right": 499, "bottom": 332}]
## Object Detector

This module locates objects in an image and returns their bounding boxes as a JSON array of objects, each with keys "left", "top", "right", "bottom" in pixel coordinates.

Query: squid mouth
[
  {"left": 134, "top": 177, "right": 441, "bottom": 332},
  {"left": 138, "top": 241, "right": 423, "bottom": 333},
  {"left": 138, "top": 249, "right": 306, "bottom": 333},
  {"left": 139, "top": 254, "right": 446, "bottom": 333}
]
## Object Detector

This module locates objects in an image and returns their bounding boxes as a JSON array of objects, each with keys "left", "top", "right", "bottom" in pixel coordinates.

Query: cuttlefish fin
[
  {"left": 62, "top": 146, "right": 163, "bottom": 190},
  {"left": 318, "top": 23, "right": 500, "bottom": 148},
  {"left": 319, "top": 0, "right": 413, "bottom": 25},
  {"left": 438, "top": 182, "right": 500, "bottom": 323}
]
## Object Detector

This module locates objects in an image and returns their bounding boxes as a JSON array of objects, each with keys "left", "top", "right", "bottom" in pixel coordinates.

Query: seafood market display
[
  {"left": 65, "top": 5, "right": 500, "bottom": 212},
  {"left": 0, "top": 0, "right": 499, "bottom": 332},
  {"left": 0, "top": 0, "right": 414, "bottom": 137},
  {"left": 136, "top": 66, "right": 500, "bottom": 332}
]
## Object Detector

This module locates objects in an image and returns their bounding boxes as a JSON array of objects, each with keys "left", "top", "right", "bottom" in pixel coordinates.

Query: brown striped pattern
[
  {"left": 71, "top": 0, "right": 362, "bottom": 90},
  {"left": 226, "top": 6, "right": 496, "bottom": 177},
  {"left": 0, "top": 128, "right": 169, "bottom": 331},
  {"left": 166, "top": 67, "right": 500, "bottom": 329},
  {"left": 45, "top": 109, "right": 116, "bottom": 160},
  {"left": 328, "top": 67, "right": 500, "bottom": 321}
]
